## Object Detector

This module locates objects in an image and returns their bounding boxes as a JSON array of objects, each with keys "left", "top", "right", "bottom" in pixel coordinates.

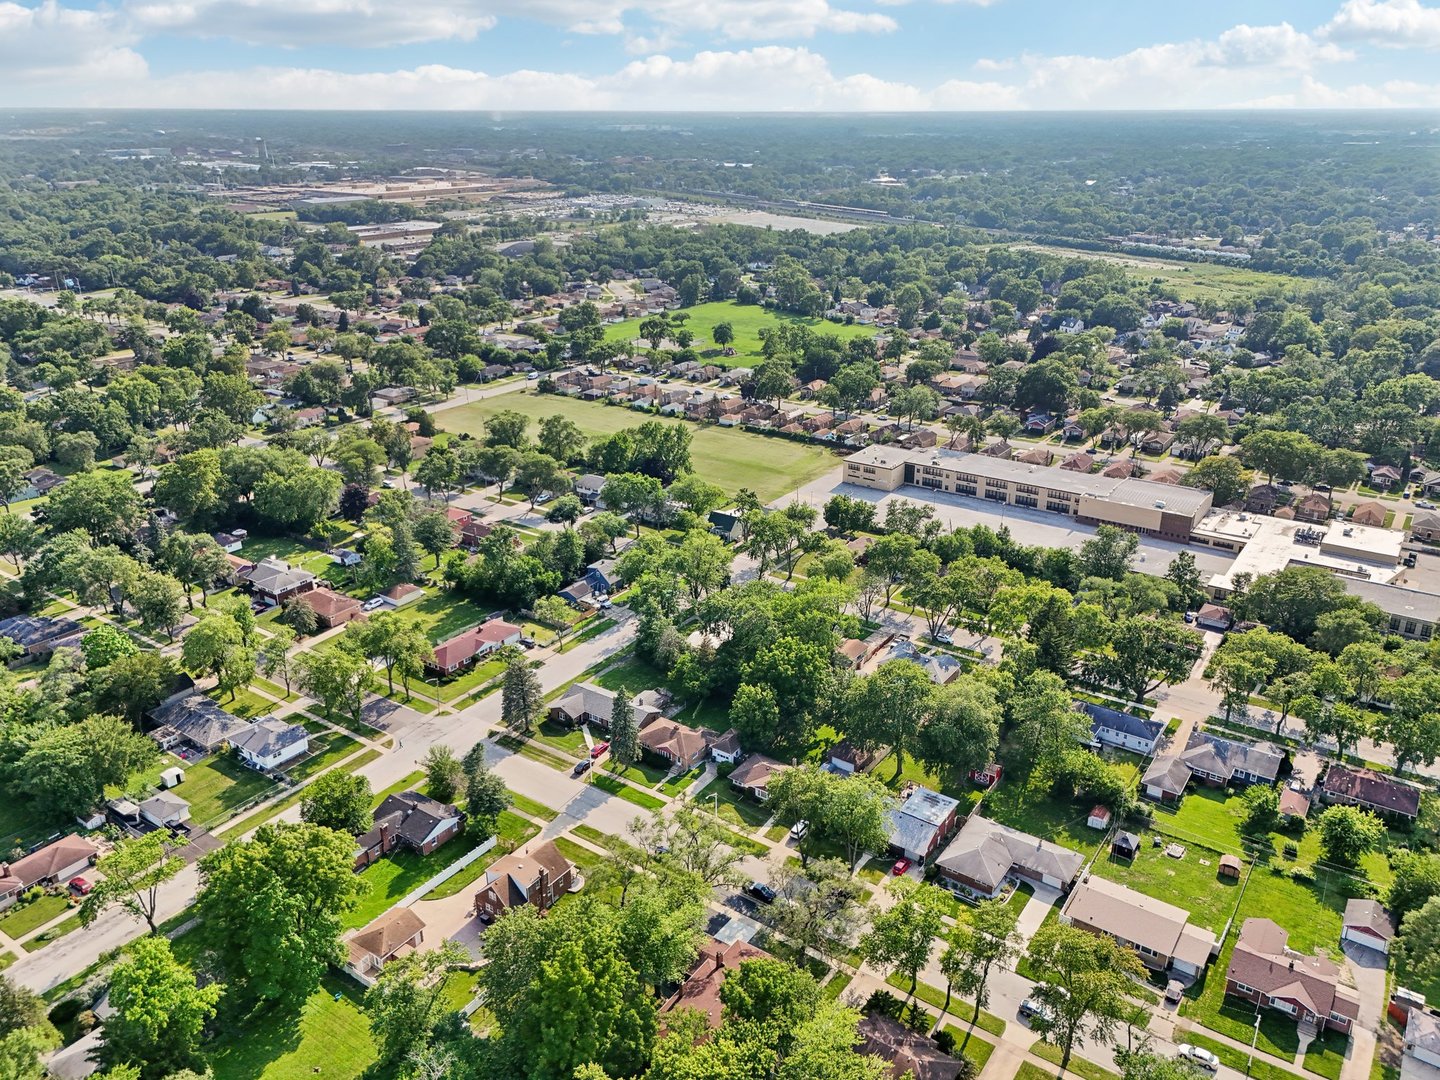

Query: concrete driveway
[{"left": 1342, "top": 940, "right": 1391, "bottom": 1080}]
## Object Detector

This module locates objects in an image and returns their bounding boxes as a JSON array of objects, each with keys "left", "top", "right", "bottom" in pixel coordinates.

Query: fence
[{"left": 397, "top": 836, "right": 498, "bottom": 908}]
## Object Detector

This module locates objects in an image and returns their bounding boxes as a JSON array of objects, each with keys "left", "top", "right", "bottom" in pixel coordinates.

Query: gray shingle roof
[
  {"left": 935, "top": 816, "right": 1084, "bottom": 894},
  {"left": 231, "top": 717, "right": 307, "bottom": 759}
]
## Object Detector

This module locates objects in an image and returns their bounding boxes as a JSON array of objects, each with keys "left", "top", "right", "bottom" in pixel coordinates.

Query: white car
[
  {"left": 1418, "top": 500, "right": 1436, "bottom": 510},
  {"left": 789, "top": 820, "right": 809, "bottom": 840},
  {"left": 1177, "top": 1045, "right": 1220, "bottom": 1071},
  {"left": 932, "top": 630, "right": 954, "bottom": 645},
  {"left": 361, "top": 597, "right": 385, "bottom": 612}
]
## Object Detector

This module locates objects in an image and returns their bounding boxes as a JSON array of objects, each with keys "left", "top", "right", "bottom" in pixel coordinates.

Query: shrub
[
  {"left": 865, "top": 990, "right": 906, "bottom": 1020},
  {"left": 49, "top": 999, "right": 83, "bottom": 1026},
  {"left": 1283, "top": 841, "right": 1299, "bottom": 860},
  {"left": 934, "top": 1028, "right": 957, "bottom": 1054},
  {"left": 1288, "top": 865, "right": 1316, "bottom": 884},
  {"left": 75, "top": 1010, "right": 98, "bottom": 1034}
]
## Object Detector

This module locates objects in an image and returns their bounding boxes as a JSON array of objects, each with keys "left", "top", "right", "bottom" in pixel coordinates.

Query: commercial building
[
  {"left": 1198, "top": 511, "right": 1404, "bottom": 598},
  {"left": 841, "top": 446, "right": 1213, "bottom": 542}
]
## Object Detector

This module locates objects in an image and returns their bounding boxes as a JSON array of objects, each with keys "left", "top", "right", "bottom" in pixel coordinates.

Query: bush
[
  {"left": 1288, "top": 865, "right": 1316, "bottom": 884},
  {"left": 934, "top": 1029, "right": 956, "bottom": 1054},
  {"left": 75, "top": 1010, "right": 98, "bottom": 1034},
  {"left": 865, "top": 990, "right": 906, "bottom": 1020},
  {"left": 49, "top": 999, "right": 83, "bottom": 1026},
  {"left": 1283, "top": 841, "right": 1299, "bottom": 860}
]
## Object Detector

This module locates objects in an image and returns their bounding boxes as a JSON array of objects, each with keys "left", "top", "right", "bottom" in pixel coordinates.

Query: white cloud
[
  {"left": 1321, "top": 0, "right": 1440, "bottom": 50},
  {"left": 0, "top": 1, "right": 148, "bottom": 84},
  {"left": 121, "top": 0, "right": 894, "bottom": 47}
]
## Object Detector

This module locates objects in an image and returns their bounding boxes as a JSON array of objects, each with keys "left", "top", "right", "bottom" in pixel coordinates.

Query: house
[
  {"left": 1405, "top": 1010, "right": 1440, "bottom": 1069},
  {"left": 355, "top": 791, "right": 464, "bottom": 869},
  {"left": 474, "top": 839, "right": 575, "bottom": 920},
  {"left": 585, "top": 559, "right": 621, "bottom": 595},
  {"left": 827, "top": 740, "right": 881, "bottom": 775},
  {"left": 139, "top": 792, "right": 190, "bottom": 829},
  {"left": 637, "top": 716, "right": 741, "bottom": 770},
  {"left": 231, "top": 717, "right": 309, "bottom": 770},
  {"left": 1370, "top": 464, "right": 1403, "bottom": 490},
  {"left": 305, "top": 587, "right": 364, "bottom": 628},
  {"left": 1279, "top": 785, "right": 1311, "bottom": 821},
  {"left": 2, "top": 834, "right": 99, "bottom": 903},
  {"left": 428, "top": 619, "right": 523, "bottom": 675},
  {"left": 1112, "top": 831, "right": 1140, "bottom": 859},
  {"left": 708, "top": 510, "right": 746, "bottom": 543},
  {"left": 1080, "top": 702, "right": 1164, "bottom": 754},
  {"left": 1319, "top": 764, "right": 1421, "bottom": 821},
  {"left": 1141, "top": 755, "right": 1194, "bottom": 803},
  {"left": 729, "top": 755, "right": 788, "bottom": 801},
  {"left": 345, "top": 908, "right": 425, "bottom": 984},
  {"left": 328, "top": 548, "right": 362, "bottom": 568},
  {"left": 212, "top": 532, "right": 245, "bottom": 554},
  {"left": 661, "top": 938, "right": 772, "bottom": 1030},
  {"left": 1409, "top": 512, "right": 1440, "bottom": 543},
  {"left": 549, "top": 681, "right": 618, "bottom": 727},
  {"left": 1060, "top": 452, "right": 1094, "bottom": 473},
  {"left": 241, "top": 557, "right": 317, "bottom": 605},
  {"left": 837, "top": 639, "right": 868, "bottom": 668},
  {"left": 1295, "top": 493, "right": 1332, "bottom": 523},
  {"left": 934, "top": 816, "right": 1085, "bottom": 898},
  {"left": 886, "top": 786, "right": 961, "bottom": 863},
  {"left": 857, "top": 1012, "right": 967, "bottom": 1080},
  {"left": 1342, "top": 899, "right": 1395, "bottom": 955},
  {"left": 1061, "top": 875, "right": 1217, "bottom": 976},
  {"left": 1141, "top": 731, "right": 1284, "bottom": 802},
  {"left": 17, "top": 466, "right": 66, "bottom": 501},
  {"left": 0, "top": 615, "right": 85, "bottom": 660},
  {"left": 1352, "top": 501, "right": 1388, "bottom": 528},
  {"left": 1195, "top": 603, "right": 1233, "bottom": 632},
  {"left": 379, "top": 582, "right": 425, "bottom": 608},
  {"left": 558, "top": 579, "right": 594, "bottom": 607},
  {"left": 1225, "top": 918, "right": 1359, "bottom": 1036},
  {"left": 150, "top": 694, "right": 255, "bottom": 753}
]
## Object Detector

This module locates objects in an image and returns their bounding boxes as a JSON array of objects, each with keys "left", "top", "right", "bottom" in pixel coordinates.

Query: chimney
[{"left": 714, "top": 946, "right": 726, "bottom": 972}]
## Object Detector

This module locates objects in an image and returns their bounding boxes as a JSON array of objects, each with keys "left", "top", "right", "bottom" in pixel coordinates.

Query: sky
[{"left": 2, "top": 0, "right": 1440, "bottom": 111}]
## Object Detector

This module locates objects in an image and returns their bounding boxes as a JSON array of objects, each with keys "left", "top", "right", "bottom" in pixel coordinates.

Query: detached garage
[{"left": 1342, "top": 898, "right": 1395, "bottom": 955}]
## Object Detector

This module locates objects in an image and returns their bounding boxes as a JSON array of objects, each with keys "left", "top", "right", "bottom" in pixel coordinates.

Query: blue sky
[{"left": 2, "top": 0, "right": 1439, "bottom": 109}]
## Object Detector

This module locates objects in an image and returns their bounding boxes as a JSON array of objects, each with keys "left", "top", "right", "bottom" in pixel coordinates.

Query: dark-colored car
[
  {"left": 573, "top": 759, "right": 592, "bottom": 777},
  {"left": 746, "top": 881, "right": 777, "bottom": 904}
]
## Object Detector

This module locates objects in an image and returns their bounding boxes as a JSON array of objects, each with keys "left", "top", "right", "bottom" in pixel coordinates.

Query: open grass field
[
  {"left": 440, "top": 392, "right": 840, "bottom": 502},
  {"left": 602, "top": 300, "right": 875, "bottom": 368},
  {"left": 207, "top": 972, "right": 376, "bottom": 1080},
  {"left": 1009, "top": 244, "right": 1308, "bottom": 304}
]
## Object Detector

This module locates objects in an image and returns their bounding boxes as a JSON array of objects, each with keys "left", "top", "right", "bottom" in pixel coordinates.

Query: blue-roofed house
[
  {"left": 1080, "top": 702, "right": 1165, "bottom": 755},
  {"left": 885, "top": 786, "right": 961, "bottom": 864}
]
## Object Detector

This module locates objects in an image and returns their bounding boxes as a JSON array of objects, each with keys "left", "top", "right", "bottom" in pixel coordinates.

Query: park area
[
  {"left": 601, "top": 300, "right": 876, "bottom": 367},
  {"left": 441, "top": 392, "right": 839, "bottom": 502}
]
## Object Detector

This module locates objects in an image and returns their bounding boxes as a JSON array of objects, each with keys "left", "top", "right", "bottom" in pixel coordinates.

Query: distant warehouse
[{"left": 842, "top": 446, "right": 1213, "bottom": 542}]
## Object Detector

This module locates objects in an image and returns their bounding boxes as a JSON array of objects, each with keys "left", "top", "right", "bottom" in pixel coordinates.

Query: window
[
  {"left": 1234, "top": 982, "right": 1255, "bottom": 995},
  {"left": 1329, "top": 1012, "right": 1348, "bottom": 1023},
  {"left": 1015, "top": 495, "right": 1038, "bottom": 509}
]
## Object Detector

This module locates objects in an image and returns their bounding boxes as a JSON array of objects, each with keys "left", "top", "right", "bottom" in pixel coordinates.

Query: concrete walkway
[{"left": 1013, "top": 884, "right": 1061, "bottom": 951}]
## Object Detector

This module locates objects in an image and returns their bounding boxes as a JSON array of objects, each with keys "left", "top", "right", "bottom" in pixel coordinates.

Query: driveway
[{"left": 1342, "top": 941, "right": 1391, "bottom": 1080}]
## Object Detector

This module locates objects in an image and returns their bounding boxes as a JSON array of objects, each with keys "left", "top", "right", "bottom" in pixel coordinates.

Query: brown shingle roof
[
  {"left": 661, "top": 939, "right": 771, "bottom": 1029},
  {"left": 1321, "top": 764, "right": 1421, "bottom": 818},
  {"left": 348, "top": 907, "right": 424, "bottom": 965},
  {"left": 8, "top": 834, "right": 99, "bottom": 887},
  {"left": 1227, "top": 918, "right": 1359, "bottom": 1021}
]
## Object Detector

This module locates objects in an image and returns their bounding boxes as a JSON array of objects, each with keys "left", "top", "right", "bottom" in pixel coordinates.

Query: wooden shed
[{"left": 1218, "top": 854, "right": 1243, "bottom": 880}]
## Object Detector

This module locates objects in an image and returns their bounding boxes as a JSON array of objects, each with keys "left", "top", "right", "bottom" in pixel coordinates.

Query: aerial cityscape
[{"left": 1, "top": 5, "right": 1439, "bottom": 1080}]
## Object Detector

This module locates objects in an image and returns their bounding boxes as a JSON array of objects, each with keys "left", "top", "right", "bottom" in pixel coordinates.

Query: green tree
[
  {"left": 194, "top": 823, "right": 363, "bottom": 1009},
  {"left": 78, "top": 833, "right": 185, "bottom": 933},
  {"left": 13, "top": 714, "right": 156, "bottom": 821},
  {"left": 1181, "top": 454, "right": 1251, "bottom": 506},
  {"left": 538, "top": 414, "right": 587, "bottom": 463},
  {"left": 1240, "top": 784, "right": 1280, "bottom": 836},
  {"left": 99, "top": 936, "right": 221, "bottom": 1080},
  {"left": 940, "top": 899, "right": 1022, "bottom": 1042},
  {"left": 844, "top": 658, "right": 934, "bottom": 780},
  {"left": 1317, "top": 804, "right": 1385, "bottom": 865},
  {"left": 297, "top": 647, "right": 375, "bottom": 731},
  {"left": 365, "top": 940, "right": 469, "bottom": 1067},
  {"left": 422, "top": 744, "right": 463, "bottom": 804},
  {"left": 462, "top": 743, "right": 511, "bottom": 838},
  {"left": 485, "top": 410, "right": 530, "bottom": 449},
  {"left": 608, "top": 686, "right": 639, "bottom": 773},
  {"left": 602, "top": 472, "right": 664, "bottom": 536},
  {"left": 413, "top": 508, "right": 457, "bottom": 568},
  {"left": 859, "top": 878, "right": 947, "bottom": 1002},
  {"left": 80, "top": 623, "right": 138, "bottom": 669},
  {"left": 1024, "top": 921, "right": 1148, "bottom": 1072},
  {"left": 300, "top": 770, "right": 374, "bottom": 835},
  {"left": 130, "top": 570, "right": 187, "bottom": 641},
  {"left": 1398, "top": 897, "right": 1440, "bottom": 995},
  {"left": 1078, "top": 524, "right": 1139, "bottom": 581},
  {"left": 257, "top": 625, "right": 297, "bottom": 694}
]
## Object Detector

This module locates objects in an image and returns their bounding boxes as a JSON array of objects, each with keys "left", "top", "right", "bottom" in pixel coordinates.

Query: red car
[
  {"left": 891, "top": 859, "right": 912, "bottom": 876},
  {"left": 68, "top": 877, "right": 93, "bottom": 895},
  {"left": 590, "top": 741, "right": 610, "bottom": 759}
]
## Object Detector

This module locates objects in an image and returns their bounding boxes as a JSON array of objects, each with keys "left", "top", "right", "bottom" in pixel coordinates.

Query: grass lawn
[
  {"left": 494, "top": 733, "right": 573, "bottom": 772},
  {"left": 1028, "top": 1040, "right": 1121, "bottom": 1080},
  {"left": 284, "top": 731, "right": 363, "bottom": 782},
  {"left": 1304, "top": 1034, "right": 1347, "bottom": 1080},
  {"left": 208, "top": 684, "right": 280, "bottom": 720},
  {"left": 591, "top": 773, "right": 665, "bottom": 810},
  {"left": 593, "top": 655, "right": 736, "bottom": 734},
  {"left": 1094, "top": 848, "right": 1242, "bottom": 935},
  {"left": 534, "top": 718, "right": 589, "bottom": 759},
  {"left": 1018, "top": 1063, "right": 1057, "bottom": 1080},
  {"left": 424, "top": 811, "right": 540, "bottom": 900},
  {"left": 1009, "top": 243, "right": 1308, "bottom": 305},
  {"left": 1176, "top": 1030, "right": 1293, "bottom": 1080},
  {"left": 206, "top": 972, "right": 376, "bottom": 1080},
  {"left": 405, "top": 588, "right": 501, "bottom": 647},
  {"left": 507, "top": 790, "right": 559, "bottom": 821},
  {"left": 440, "top": 393, "right": 839, "bottom": 502},
  {"left": 0, "top": 892, "right": 72, "bottom": 938},
  {"left": 348, "top": 834, "right": 491, "bottom": 928},
  {"left": 602, "top": 300, "right": 876, "bottom": 367},
  {"left": 559, "top": 617, "right": 618, "bottom": 653},
  {"left": 692, "top": 776, "right": 774, "bottom": 830},
  {"left": 22, "top": 912, "right": 81, "bottom": 951},
  {"left": 431, "top": 656, "right": 505, "bottom": 702},
  {"left": 611, "top": 757, "right": 673, "bottom": 789},
  {"left": 883, "top": 973, "right": 1007, "bottom": 1038},
  {"left": 980, "top": 774, "right": 1110, "bottom": 856},
  {"left": 180, "top": 754, "right": 278, "bottom": 829}
]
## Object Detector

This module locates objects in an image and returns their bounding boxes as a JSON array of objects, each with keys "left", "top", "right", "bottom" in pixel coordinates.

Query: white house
[
  {"left": 1080, "top": 703, "right": 1165, "bottom": 755},
  {"left": 139, "top": 792, "right": 191, "bottom": 829},
  {"left": 1406, "top": 1010, "right": 1440, "bottom": 1069},
  {"left": 232, "top": 717, "right": 310, "bottom": 771},
  {"left": 1341, "top": 899, "right": 1395, "bottom": 955}
]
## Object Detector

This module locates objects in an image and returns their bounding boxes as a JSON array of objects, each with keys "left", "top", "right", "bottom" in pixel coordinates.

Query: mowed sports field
[
  {"left": 602, "top": 300, "right": 876, "bottom": 367},
  {"left": 442, "top": 393, "right": 839, "bottom": 502}
]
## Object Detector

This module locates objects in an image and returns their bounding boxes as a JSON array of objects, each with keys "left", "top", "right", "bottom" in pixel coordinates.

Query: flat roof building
[{"left": 842, "top": 446, "right": 1212, "bottom": 542}]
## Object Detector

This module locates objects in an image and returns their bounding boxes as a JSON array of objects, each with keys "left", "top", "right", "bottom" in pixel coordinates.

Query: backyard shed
[{"left": 1218, "top": 854, "right": 1243, "bottom": 880}]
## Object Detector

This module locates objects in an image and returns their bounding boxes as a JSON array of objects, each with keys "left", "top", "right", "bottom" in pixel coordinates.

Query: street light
[
  {"left": 708, "top": 793, "right": 719, "bottom": 818},
  {"left": 1246, "top": 1010, "right": 1261, "bottom": 1077}
]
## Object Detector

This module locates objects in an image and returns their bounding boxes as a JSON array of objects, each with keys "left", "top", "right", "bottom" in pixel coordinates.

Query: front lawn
[
  {"left": 1175, "top": 1030, "right": 1293, "bottom": 1080},
  {"left": 180, "top": 753, "right": 278, "bottom": 829},
  {"left": 348, "top": 834, "right": 488, "bottom": 928},
  {"left": 591, "top": 773, "right": 665, "bottom": 810},
  {"left": 693, "top": 776, "right": 773, "bottom": 830},
  {"left": 0, "top": 892, "right": 71, "bottom": 938},
  {"left": 206, "top": 972, "right": 376, "bottom": 1080},
  {"left": 1028, "top": 1040, "right": 1120, "bottom": 1080},
  {"left": 1304, "top": 1033, "right": 1347, "bottom": 1080}
]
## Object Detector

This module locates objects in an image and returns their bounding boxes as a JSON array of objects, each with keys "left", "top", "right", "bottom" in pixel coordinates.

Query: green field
[
  {"left": 441, "top": 392, "right": 839, "bottom": 502},
  {"left": 1010, "top": 244, "right": 1308, "bottom": 304},
  {"left": 602, "top": 300, "right": 875, "bottom": 367},
  {"left": 207, "top": 973, "right": 376, "bottom": 1080}
]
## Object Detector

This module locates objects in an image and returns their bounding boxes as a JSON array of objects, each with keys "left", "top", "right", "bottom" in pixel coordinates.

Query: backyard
[
  {"left": 601, "top": 300, "right": 876, "bottom": 367},
  {"left": 206, "top": 972, "right": 376, "bottom": 1080},
  {"left": 439, "top": 393, "right": 840, "bottom": 502},
  {"left": 177, "top": 753, "right": 278, "bottom": 829}
]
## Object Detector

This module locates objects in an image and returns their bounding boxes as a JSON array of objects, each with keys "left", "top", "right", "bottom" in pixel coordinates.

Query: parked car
[
  {"left": 68, "top": 877, "right": 93, "bottom": 896},
  {"left": 892, "top": 858, "right": 912, "bottom": 876},
  {"left": 932, "top": 630, "right": 954, "bottom": 645},
  {"left": 519, "top": 636, "right": 538, "bottom": 649},
  {"left": 362, "top": 597, "right": 385, "bottom": 612},
  {"left": 1018, "top": 998, "right": 1053, "bottom": 1024},
  {"left": 1183, "top": 611, "right": 1196, "bottom": 623},
  {"left": 527, "top": 372, "right": 540, "bottom": 381},
  {"left": 572, "top": 759, "right": 592, "bottom": 777},
  {"left": 789, "top": 820, "right": 809, "bottom": 840},
  {"left": 746, "top": 881, "right": 777, "bottom": 904},
  {"left": 591, "top": 741, "right": 610, "bottom": 759},
  {"left": 1176, "top": 1046, "right": 1220, "bottom": 1071},
  {"left": 1419, "top": 500, "right": 1437, "bottom": 510}
]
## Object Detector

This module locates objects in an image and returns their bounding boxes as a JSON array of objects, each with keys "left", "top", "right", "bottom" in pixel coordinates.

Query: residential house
[
  {"left": 428, "top": 619, "right": 523, "bottom": 676},
  {"left": 1225, "top": 918, "right": 1359, "bottom": 1036},
  {"left": 1141, "top": 731, "right": 1284, "bottom": 803},
  {"left": 1061, "top": 874, "right": 1217, "bottom": 977},
  {"left": 1319, "top": 764, "right": 1421, "bottom": 821},
  {"left": 1195, "top": 603, "right": 1233, "bottom": 632},
  {"left": 575, "top": 473, "right": 607, "bottom": 506},
  {"left": 1409, "top": 512, "right": 1440, "bottom": 543},
  {"left": 474, "top": 839, "right": 575, "bottom": 921},
  {"left": 1080, "top": 702, "right": 1164, "bottom": 754},
  {"left": 837, "top": 639, "right": 868, "bottom": 669},
  {"left": 1369, "top": 464, "right": 1403, "bottom": 491},
  {"left": 305, "top": 587, "right": 364, "bottom": 628},
  {"left": 139, "top": 792, "right": 190, "bottom": 829},
  {"left": 17, "top": 466, "right": 66, "bottom": 501},
  {"left": 729, "top": 755, "right": 789, "bottom": 801},
  {"left": 886, "top": 786, "right": 960, "bottom": 864},
  {"left": 857, "top": 1012, "right": 967, "bottom": 1080},
  {"left": 1341, "top": 899, "right": 1395, "bottom": 955},
  {"left": 355, "top": 791, "right": 464, "bottom": 870},
  {"left": 379, "top": 582, "right": 425, "bottom": 608},
  {"left": 548, "top": 681, "right": 620, "bottom": 728},
  {"left": 558, "top": 579, "right": 594, "bottom": 607},
  {"left": 934, "top": 816, "right": 1085, "bottom": 898},
  {"left": 1295, "top": 493, "right": 1332, "bottom": 524},
  {"left": 241, "top": 557, "right": 317, "bottom": 606},
  {"left": 0, "top": 615, "right": 84, "bottom": 660},
  {"left": 344, "top": 908, "right": 426, "bottom": 985},
  {"left": 1350, "top": 501, "right": 1388, "bottom": 529},
  {"left": 150, "top": 694, "right": 255, "bottom": 753},
  {"left": 827, "top": 740, "right": 881, "bottom": 775},
  {"left": 1, "top": 834, "right": 99, "bottom": 907},
  {"left": 1405, "top": 1010, "right": 1440, "bottom": 1069},
  {"left": 637, "top": 717, "right": 741, "bottom": 770},
  {"left": 1060, "top": 452, "right": 1094, "bottom": 473},
  {"left": 231, "top": 717, "right": 310, "bottom": 770},
  {"left": 661, "top": 939, "right": 772, "bottom": 1030},
  {"left": 212, "top": 531, "right": 245, "bottom": 553},
  {"left": 709, "top": 509, "right": 746, "bottom": 542}
]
